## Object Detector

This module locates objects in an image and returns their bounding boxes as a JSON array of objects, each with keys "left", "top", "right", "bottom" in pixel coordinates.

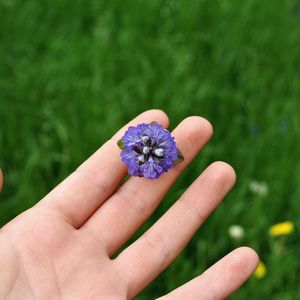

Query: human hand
[{"left": 0, "top": 110, "right": 258, "bottom": 299}]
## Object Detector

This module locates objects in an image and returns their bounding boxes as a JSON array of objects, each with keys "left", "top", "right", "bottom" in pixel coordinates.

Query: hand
[{"left": 0, "top": 110, "right": 258, "bottom": 299}]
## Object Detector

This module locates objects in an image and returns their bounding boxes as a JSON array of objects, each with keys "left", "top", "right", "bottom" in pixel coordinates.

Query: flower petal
[
  {"left": 254, "top": 261, "right": 267, "bottom": 279},
  {"left": 269, "top": 221, "right": 294, "bottom": 237}
]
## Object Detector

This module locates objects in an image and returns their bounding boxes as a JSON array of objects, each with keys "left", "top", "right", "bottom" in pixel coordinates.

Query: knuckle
[
  {"left": 143, "top": 229, "right": 172, "bottom": 269},
  {"left": 114, "top": 183, "right": 150, "bottom": 217},
  {"left": 74, "top": 167, "right": 110, "bottom": 196},
  {"left": 179, "top": 196, "right": 207, "bottom": 224}
]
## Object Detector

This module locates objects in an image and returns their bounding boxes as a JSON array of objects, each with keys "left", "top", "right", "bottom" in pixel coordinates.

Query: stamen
[
  {"left": 154, "top": 148, "right": 164, "bottom": 157},
  {"left": 138, "top": 155, "right": 145, "bottom": 163},
  {"left": 142, "top": 135, "right": 149, "bottom": 143},
  {"left": 143, "top": 146, "right": 151, "bottom": 154}
]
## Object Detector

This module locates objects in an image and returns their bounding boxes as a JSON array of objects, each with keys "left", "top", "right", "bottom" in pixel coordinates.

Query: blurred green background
[{"left": 1, "top": 0, "right": 300, "bottom": 298}]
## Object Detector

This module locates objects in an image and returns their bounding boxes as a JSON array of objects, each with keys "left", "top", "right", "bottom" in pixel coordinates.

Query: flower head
[
  {"left": 249, "top": 180, "right": 269, "bottom": 197},
  {"left": 119, "top": 122, "right": 182, "bottom": 179},
  {"left": 228, "top": 225, "right": 245, "bottom": 240},
  {"left": 254, "top": 261, "right": 267, "bottom": 279},
  {"left": 269, "top": 221, "right": 294, "bottom": 237}
]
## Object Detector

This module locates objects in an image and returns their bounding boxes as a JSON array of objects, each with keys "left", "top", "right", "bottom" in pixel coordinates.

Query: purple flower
[{"left": 118, "top": 122, "right": 182, "bottom": 179}]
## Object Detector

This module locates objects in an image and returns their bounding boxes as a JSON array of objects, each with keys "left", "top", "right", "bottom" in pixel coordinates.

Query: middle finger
[{"left": 81, "top": 116, "right": 213, "bottom": 255}]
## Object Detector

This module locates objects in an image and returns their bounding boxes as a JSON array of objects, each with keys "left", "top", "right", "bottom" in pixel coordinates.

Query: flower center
[
  {"left": 143, "top": 146, "right": 151, "bottom": 154},
  {"left": 136, "top": 135, "right": 165, "bottom": 164}
]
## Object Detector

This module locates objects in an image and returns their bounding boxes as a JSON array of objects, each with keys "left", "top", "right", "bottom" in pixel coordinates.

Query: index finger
[{"left": 37, "top": 109, "right": 169, "bottom": 228}]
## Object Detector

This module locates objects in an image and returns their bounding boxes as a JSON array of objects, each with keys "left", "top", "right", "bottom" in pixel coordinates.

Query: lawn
[{"left": 1, "top": 0, "right": 300, "bottom": 298}]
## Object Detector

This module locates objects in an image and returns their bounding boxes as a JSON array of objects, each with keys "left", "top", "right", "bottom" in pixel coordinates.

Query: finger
[
  {"left": 0, "top": 169, "right": 3, "bottom": 192},
  {"left": 158, "top": 247, "right": 259, "bottom": 300},
  {"left": 81, "top": 116, "right": 213, "bottom": 254},
  {"left": 37, "top": 109, "right": 169, "bottom": 228},
  {"left": 115, "top": 162, "right": 236, "bottom": 298}
]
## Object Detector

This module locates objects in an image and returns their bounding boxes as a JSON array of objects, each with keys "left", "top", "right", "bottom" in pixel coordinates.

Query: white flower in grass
[
  {"left": 228, "top": 225, "right": 245, "bottom": 240},
  {"left": 249, "top": 180, "right": 269, "bottom": 197}
]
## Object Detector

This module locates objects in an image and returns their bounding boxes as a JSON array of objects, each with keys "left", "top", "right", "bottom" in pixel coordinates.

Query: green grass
[{"left": 1, "top": 0, "right": 300, "bottom": 298}]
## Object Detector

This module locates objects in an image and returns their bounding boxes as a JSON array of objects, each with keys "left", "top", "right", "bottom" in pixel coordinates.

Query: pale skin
[{"left": 0, "top": 110, "right": 259, "bottom": 299}]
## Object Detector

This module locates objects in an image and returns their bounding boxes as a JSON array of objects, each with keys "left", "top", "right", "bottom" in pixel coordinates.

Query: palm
[
  {"left": 1, "top": 208, "right": 124, "bottom": 299},
  {"left": 0, "top": 110, "right": 258, "bottom": 300}
]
